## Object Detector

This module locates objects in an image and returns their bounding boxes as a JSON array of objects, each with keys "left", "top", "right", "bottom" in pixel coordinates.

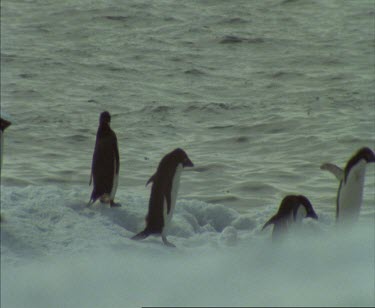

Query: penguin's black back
[
  {"left": 144, "top": 180, "right": 167, "bottom": 234},
  {"left": 275, "top": 195, "right": 299, "bottom": 219},
  {"left": 144, "top": 149, "right": 186, "bottom": 234},
  {"left": 91, "top": 116, "right": 119, "bottom": 202},
  {"left": 262, "top": 195, "right": 311, "bottom": 229}
]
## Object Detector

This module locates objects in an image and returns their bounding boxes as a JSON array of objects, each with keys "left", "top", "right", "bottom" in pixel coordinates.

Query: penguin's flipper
[
  {"left": 320, "top": 163, "right": 344, "bottom": 181},
  {"left": 262, "top": 216, "right": 277, "bottom": 231},
  {"left": 162, "top": 235, "right": 176, "bottom": 248},
  {"left": 166, "top": 193, "right": 172, "bottom": 214},
  {"left": 131, "top": 230, "right": 150, "bottom": 241},
  {"left": 87, "top": 192, "right": 99, "bottom": 207},
  {"left": 146, "top": 174, "right": 156, "bottom": 187}
]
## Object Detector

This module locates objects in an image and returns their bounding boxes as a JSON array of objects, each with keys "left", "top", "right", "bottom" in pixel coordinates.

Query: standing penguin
[
  {"left": 0, "top": 116, "right": 12, "bottom": 171},
  {"left": 0, "top": 116, "right": 11, "bottom": 223},
  {"left": 132, "top": 148, "right": 194, "bottom": 247},
  {"left": 262, "top": 195, "right": 318, "bottom": 240},
  {"left": 321, "top": 147, "right": 375, "bottom": 224},
  {"left": 88, "top": 111, "right": 120, "bottom": 207}
]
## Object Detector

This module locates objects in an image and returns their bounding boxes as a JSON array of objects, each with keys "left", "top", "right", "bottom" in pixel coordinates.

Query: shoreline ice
[{"left": 1, "top": 184, "right": 374, "bottom": 307}]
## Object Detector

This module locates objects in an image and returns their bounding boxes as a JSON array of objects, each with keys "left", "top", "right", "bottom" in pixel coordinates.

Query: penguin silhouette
[
  {"left": 88, "top": 111, "right": 120, "bottom": 207},
  {"left": 132, "top": 148, "right": 194, "bottom": 247}
]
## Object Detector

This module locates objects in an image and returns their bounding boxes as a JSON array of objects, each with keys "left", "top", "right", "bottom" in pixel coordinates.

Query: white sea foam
[{"left": 1, "top": 185, "right": 374, "bottom": 307}]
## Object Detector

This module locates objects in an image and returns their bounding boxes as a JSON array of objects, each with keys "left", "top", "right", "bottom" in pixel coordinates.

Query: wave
[
  {"left": 1, "top": 185, "right": 374, "bottom": 307},
  {"left": 103, "top": 15, "right": 128, "bottom": 22},
  {"left": 184, "top": 68, "right": 206, "bottom": 75},
  {"left": 219, "top": 35, "right": 266, "bottom": 44}
]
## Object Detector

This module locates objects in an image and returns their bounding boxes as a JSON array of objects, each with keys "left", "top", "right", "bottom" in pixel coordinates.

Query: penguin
[
  {"left": 320, "top": 147, "right": 375, "bottom": 223},
  {"left": 132, "top": 148, "right": 194, "bottom": 247},
  {"left": 262, "top": 195, "right": 318, "bottom": 240},
  {"left": 88, "top": 111, "right": 120, "bottom": 207},
  {"left": 0, "top": 116, "right": 12, "bottom": 171},
  {"left": 0, "top": 116, "right": 11, "bottom": 223}
]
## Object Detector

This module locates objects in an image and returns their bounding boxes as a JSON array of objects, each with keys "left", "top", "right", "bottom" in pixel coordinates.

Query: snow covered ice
[{"left": 1, "top": 185, "right": 374, "bottom": 307}]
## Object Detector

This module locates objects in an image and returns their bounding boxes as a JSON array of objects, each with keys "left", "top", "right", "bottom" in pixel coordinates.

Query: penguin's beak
[
  {"left": 307, "top": 211, "right": 318, "bottom": 220},
  {"left": 183, "top": 157, "right": 194, "bottom": 168}
]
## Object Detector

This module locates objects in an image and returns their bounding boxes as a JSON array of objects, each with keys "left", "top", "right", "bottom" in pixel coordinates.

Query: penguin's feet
[
  {"left": 100, "top": 194, "right": 111, "bottom": 203},
  {"left": 131, "top": 230, "right": 149, "bottom": 241},
  {"left": 162, "top": 236, "right": 176, "bottom": 248},
  {"left": 110, "top": 201, "right": 121, "bottom": 208}
]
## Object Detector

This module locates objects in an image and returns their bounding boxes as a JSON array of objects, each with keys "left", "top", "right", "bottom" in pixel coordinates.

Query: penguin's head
[
  {"left": 357, "top": 147, "right": 375, "bottom": 163},
  {"left": 99, "top": 111, "right": 111, "bottom": 125},
  {"left": 297, "top": 195, "right": 318, "bottom": 220},
  {"left": 0, "top": 117, "right": 11, "bottom": 132},
  {"left": 172, "top": 148, "right": 194, "bottom": 168},
  {"left": 344, "top": 147, "right": 375, "bottom": 182}
]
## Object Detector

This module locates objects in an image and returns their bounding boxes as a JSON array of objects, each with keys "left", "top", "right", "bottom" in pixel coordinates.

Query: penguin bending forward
[
  {"left": 88, "top": 111, "right": 120, "bottom": 207},
  {"left": 262, "top": 195, "right": 318, "bottom": 241},
  {"left": 132, "top": 148, "right": 194, "bottom": 247},
  {"left": 320, "top": 147, "right": 375, "bottom": 224}
]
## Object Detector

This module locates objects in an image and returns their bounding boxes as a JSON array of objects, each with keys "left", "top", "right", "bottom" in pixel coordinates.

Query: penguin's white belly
[
  {"left": 109, "top": 157, "right": 118, "bottom": 200},
  {"left": 337, "top": 161, "right": 366, "bottom": 223},
  {"left": 295, "top": 206, "right": 307, "bottom": 223},
  {"left": 162, "top": 164, "right": 183, "bottom": 235},
  {"left": 283, "top": 211, "right": 299, "bottom": 235},
  {"left": 272, "top": 220, "right": 288, "bottom": 239}
]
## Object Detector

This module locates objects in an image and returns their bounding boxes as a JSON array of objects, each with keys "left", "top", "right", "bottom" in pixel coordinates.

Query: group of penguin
[
  {"left": 1, "top": 112, "right": 374, "bottom": 246},
  {"left": 87, "top": 111, "right": 194, "bottom": 247}
]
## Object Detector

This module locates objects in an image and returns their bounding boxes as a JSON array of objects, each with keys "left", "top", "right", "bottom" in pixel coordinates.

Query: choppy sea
[{"left": 1, "top": 0, "right": 374, "bottom": 307}]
